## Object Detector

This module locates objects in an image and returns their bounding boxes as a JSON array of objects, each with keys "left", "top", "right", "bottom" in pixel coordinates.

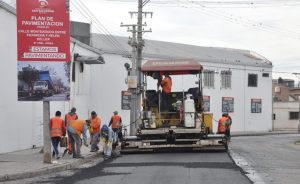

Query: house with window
[
  {"left": 90, "top": 34, "right": 273, "bottom": 133},
  {"left": 272, "top": 79, "right": 300, "bottom": 131}
]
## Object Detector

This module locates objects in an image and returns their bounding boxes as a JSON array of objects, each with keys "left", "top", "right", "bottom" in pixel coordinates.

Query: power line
[{"left": 71, "top": 0, "right": 130, "bottom": 57}]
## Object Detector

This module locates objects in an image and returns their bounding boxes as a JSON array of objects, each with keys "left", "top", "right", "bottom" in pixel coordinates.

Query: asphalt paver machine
[{"left": 121, "top": 59, "right": 228, "bottom": 152}]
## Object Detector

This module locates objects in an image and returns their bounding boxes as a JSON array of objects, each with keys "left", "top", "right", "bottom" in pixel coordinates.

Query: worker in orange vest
[
  {"left": 65, "top": 107, "right": 78, "bottom": 126},
  {"left": 217, "top": 113, "right": 230, "bottom": 134},
  {"left": 160, "top": 74, "right": 173, "bottom": 112},
  {"left": 67, "top": 119, "right": 89, "bottom": 158},
  {"left": 109, "top": 111, "right": 122, "bottom": 144},
  {"left": 89, "top": 111, "right": 101, "bottom": 152},
  {"left": 161, "top": 74, "right": 172, "bottom": 94},
  {"left": 50, "top": 111, "right": 66, "bottom": 159},
  {"left": 64, "top": 107, "right": 78, "bottom": 155}
]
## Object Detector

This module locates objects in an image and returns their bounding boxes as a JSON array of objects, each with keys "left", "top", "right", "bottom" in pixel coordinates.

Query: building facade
[{"left": 0, "top": 2, "right": 103, "bottom": 153}]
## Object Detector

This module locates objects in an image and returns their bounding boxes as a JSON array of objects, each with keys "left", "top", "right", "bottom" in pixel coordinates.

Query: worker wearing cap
[
  {"left": 50, "top": 111, "right": 66, "bottom": 159},
  {"left": 109, "top": 111, "right": 122, "bottom": 144},
  {"left": 89, "top": 111, "right": 101, "bottom": 152},
  {"left": 65, "top": 107, "right": 78, "bottom": 126},
  {"left": 64, "top": 107, "right": 78, "bottom": 155},
  {"left": 101, "top": 124, "right": 113, "bottom": 158},
  {"left": 67, "top": 119, "right": 89, "bottom": 158}
]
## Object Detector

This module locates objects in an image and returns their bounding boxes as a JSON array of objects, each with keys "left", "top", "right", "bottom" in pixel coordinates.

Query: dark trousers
[
  {"left": 161, "top": 92, "right": 172, "bottom": 111},
  {"left": 51, "top": 137, "right": 61, "bottom": 156},
  {"left": 225, "top": 128, "right": 231, "bottom": 141}
]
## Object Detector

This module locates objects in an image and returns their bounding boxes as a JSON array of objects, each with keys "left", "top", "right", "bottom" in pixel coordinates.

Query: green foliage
[{"left": 18, "top": 65, "right": 39, "bottom": 88}]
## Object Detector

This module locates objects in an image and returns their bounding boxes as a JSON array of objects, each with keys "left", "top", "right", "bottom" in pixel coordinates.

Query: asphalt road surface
[
  {"left": 230, "top": 134, "right": 300, "bottom": 184},
  {"left": 5, "top": 134, "right": 300, "bottom": 184},
  {"left": 5, "top": 151, "right": 251, "bottom": 184}
]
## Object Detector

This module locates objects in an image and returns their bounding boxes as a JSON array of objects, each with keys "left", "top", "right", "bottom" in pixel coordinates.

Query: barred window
[
  {"left": 221, "top": 70, "right": 232, "bottom": 89},
  {"left": 248, "top": 74, "right": 258, "bottom": 87},
  {"left": 203, "top": 70, "right": 215, "bottom": 88},
  {"left": 289, "top": 112, "right": 299, "bottom": 120}
]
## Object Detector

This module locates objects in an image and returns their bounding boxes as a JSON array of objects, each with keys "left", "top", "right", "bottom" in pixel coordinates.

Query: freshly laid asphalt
[{"left": 6, "top": 151, "right": 251, "bottom": 184}]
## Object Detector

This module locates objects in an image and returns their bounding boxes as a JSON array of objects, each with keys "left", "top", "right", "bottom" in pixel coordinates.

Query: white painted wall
[
  {"left": 89, "top": 53, "right": 130, "bottom": 125},
  {"left": 273, "top": 102, "right": 299, "bottom": 131},
  {"left": 201, "top": 62, "right": 273, "bottom": 133}
]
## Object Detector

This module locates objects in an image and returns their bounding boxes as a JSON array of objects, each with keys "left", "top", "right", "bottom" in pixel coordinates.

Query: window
[
  {"left": 251, "top": 99, "right": 262, "bottom": 113},
  {"left": 262, "top": 73, "right": 269, "bottom": 77},
  {"left": 289, "top": 112, "right": 299, "bottom": 120},
  {"left": 72, "top": 62, "right": 75, "bottom": 82},
  {"left": 221, "top": 70, "right": 232, "bottom": 89},
  {"left": 248, "top": 74, "right": 258, "bottom": 87},
  {"left": 203, "top": 70, "right": 215, "bottom": 88}
]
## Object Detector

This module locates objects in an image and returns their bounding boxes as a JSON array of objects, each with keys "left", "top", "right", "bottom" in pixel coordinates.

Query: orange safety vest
[
  {"left": 50, "top": 117, "right": 64, "bottom": 138},
  {"left": 90, "top": 117, "right": 101, "bottom": 134},
  {"left": 69, "top": 120, "right": 85, "bottom": 136},
  {"left": 111, "top": 115, "right": 121, "bottom": 129},
  {"left": 65, "top": 113, "right": 78, "bottom": 126},
  {"left": 161, "top": 77, "right": 172, "bottom": 93},
  {"left": 218, "top": 116, "right": 228, "bottom": 133}
]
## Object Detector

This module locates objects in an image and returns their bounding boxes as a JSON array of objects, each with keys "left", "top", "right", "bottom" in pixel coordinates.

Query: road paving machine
[{"left": 121, "top": 59, "right": 228, "bottom": 152}]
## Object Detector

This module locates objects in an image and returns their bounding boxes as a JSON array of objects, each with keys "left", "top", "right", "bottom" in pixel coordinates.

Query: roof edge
[
  {"left": 0, "top": 1, "right": 16, "bottom": 15},
  {"left": 71, "top": 37, "right": 103, "bottom": 55}
]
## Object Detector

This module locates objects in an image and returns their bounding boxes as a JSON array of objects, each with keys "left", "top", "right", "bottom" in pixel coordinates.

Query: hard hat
[{"left": 113, "top": 111, "right": 118, "bottom": 114}]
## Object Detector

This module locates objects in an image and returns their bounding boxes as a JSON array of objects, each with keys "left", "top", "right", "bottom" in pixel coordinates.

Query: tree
[{"left": 18, "top": 64, "right": 39, "bottom": 90}]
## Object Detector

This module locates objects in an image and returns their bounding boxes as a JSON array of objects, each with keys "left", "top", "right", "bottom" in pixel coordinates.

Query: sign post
[
  {"left": 43, "top": 101, "right": 51, "bottom": 163},
  {"left": 17, "top": 0, "right": 70, "bottom": 163}
]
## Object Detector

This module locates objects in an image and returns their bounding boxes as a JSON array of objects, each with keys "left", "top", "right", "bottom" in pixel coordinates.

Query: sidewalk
[
  {"left": 231, "top": 130, "right": 298, "bottom": 137},
  {"left": 0, "top": 144, "right": 103, "bottom": 182}
]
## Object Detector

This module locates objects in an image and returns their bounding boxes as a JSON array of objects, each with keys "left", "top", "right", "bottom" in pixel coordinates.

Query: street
[
  {"left": 4, "top": 134, "right": 300, "bottom": 184},
  {"left": 230, "top": 134, "right": 300, "bottom": 184}
]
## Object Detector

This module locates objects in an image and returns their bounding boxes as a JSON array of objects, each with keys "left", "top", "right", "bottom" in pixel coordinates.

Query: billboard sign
[
  {"left": 17, "top": 0, "right": 70, "bottom": 61},
  {"left": 121, "top": 91, "right": 131, "bottom": 110},
  {"left": 251, "top": 98, "right": 262, "bottom": 113},
  {"left": 203, "top": 96, "right": 210, "bottom": 112},
  {"left": 17, "top": 0, "right": 70, "bottom": 101}
]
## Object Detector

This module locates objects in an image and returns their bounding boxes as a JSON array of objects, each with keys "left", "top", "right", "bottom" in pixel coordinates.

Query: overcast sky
[
  {"left": 71, "top": 0, "right": 300, "bottom": 83},
  {"left": 5, "top": 0, "right": 300, "bottom": 83}
]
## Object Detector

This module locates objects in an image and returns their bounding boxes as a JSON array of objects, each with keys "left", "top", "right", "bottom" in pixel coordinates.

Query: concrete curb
[
  {"left": 231, "top": 131, "right": 298, "bottom": 137},
  {"left": 0, "top": 152, "right": 102, "bottom": 182}
]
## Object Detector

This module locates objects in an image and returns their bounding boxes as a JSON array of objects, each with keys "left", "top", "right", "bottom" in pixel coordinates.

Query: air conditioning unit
[{"left": 274, "top": 86, "right": 281, "bottom": 93}]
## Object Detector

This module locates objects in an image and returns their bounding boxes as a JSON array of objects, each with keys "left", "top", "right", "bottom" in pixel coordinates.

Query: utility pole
[{"left": 121, "top": 0, "right": 152, "bottom": 136}]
